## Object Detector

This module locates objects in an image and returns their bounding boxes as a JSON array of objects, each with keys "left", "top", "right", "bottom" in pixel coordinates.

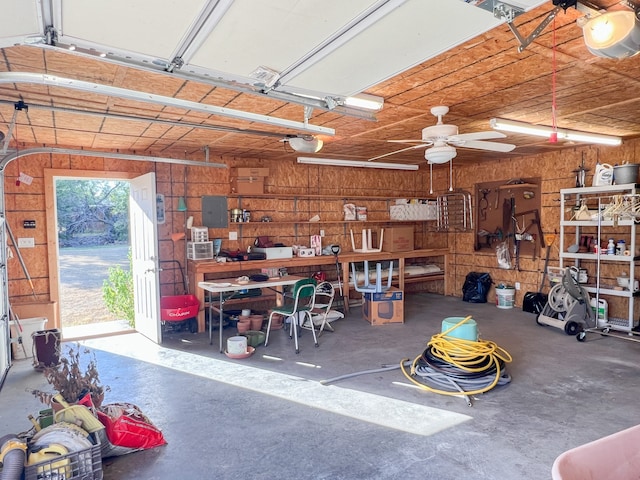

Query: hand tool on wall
[
  {"left": 4, "top": 218, "right": 39, "bottom": 300},
  {"left": 479, "top": 188, "right": 490, "bottom": 220},
  {"left": 331, "top": 245, "right": 343, "bottom": 310}
]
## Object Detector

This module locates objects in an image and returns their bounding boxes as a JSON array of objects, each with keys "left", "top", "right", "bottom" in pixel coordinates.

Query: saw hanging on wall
[{"left": 367, "top": 106, "right": 516, "bottom": 192}]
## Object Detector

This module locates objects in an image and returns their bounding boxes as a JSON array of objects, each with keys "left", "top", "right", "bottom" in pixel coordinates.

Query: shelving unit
[{"left": 559, "top": 184, "right": 640, "bottom": 333}]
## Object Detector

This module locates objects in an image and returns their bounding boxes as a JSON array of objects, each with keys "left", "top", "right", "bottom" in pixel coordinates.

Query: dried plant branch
[{"left": 32, "top": 343, "right": 110, "bottom": 407}]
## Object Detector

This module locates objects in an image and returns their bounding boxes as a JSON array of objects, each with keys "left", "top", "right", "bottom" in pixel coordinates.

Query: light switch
[{"left": 17, "top": 237, "right": 35, "bottom": 248}]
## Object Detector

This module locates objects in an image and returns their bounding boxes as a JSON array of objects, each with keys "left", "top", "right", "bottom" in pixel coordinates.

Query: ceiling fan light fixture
[
  {"left": 288, "top": 136, "right": 323, "bottom": 153},
  {"left": 425, "top": 145, "right": 456, "bottom": 164},
  {"left": 580, "top": 11, "right": 640, "bottom": 59},
  {"left": 490, "top": 118, "right": 622, "bottom": 146}
]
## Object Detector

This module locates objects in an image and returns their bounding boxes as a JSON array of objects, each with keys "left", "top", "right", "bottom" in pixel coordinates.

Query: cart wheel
[
  {"left": 564, "top": 321, "right": 581, "bottom": 335},
  {"left": 602, "top": 327, "right": 610, "bottom": 334},
  {"left": 577, "top": 331, "right": 587, "bottom": 342}
]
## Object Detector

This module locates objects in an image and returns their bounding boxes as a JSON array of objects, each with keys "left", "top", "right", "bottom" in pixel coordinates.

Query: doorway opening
[{"left": 55, "top": 177, "right": 133, "bottom": 339}]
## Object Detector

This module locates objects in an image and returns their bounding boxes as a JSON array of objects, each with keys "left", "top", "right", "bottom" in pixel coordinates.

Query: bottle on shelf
[
  {"left": 616, "top": 239, "right": 626, "bottom": 256},
  {"left": 607, "top": 238, "right": 615, "bottom": 255}
]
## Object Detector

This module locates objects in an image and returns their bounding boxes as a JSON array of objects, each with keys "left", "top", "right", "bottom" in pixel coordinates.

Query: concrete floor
[{"left": 2, "top": 292, "right": 640, "bottom": 479}]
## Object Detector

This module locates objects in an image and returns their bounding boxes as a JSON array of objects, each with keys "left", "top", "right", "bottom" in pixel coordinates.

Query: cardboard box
[
  {"left": 383, "top": 226, "right": 414, "bottom": 252},
  {"left": 253, "top": 246, "right": 293, "bottom": 259},
  {"left": 362, "top": 287, "right": 404, "bottom": 325},
  {"left": 231, "top": 177, "right": 264, "bottom": 194},
  {"left": 232, "top": 167, "right": 269, "bottom": 178}
]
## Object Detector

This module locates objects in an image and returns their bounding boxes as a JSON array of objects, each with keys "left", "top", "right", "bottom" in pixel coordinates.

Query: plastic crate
[
  {"left": 26, "top": 432, "right": 103, "bottom": 480},
  {"left": 187, "top": 241, "right": 214, "bottom": 260},
  {"left": 190, "top": 226, "right": 209, "bottom": 242}
]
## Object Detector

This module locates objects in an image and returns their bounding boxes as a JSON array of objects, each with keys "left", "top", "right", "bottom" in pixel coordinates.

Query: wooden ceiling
[{"left": 0, "top": 1, "right": 639, "bottom": 167}]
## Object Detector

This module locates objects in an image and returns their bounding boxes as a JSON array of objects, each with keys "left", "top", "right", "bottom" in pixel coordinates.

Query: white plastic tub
[
  {"left": 9, "top": 317, "right": 47, "bottom": 359},
  {"left": 552, "top": 424, "right": 640, "bottom": 479}
]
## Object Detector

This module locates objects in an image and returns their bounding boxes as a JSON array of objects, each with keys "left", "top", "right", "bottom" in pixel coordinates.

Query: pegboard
[{"left": 475, "top": 178, "right": 542, "bottom": 266}]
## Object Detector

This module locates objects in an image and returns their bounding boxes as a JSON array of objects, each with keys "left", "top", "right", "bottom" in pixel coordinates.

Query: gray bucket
[{"left": 613, "top": 164, "right": 639, "bottom": 185}]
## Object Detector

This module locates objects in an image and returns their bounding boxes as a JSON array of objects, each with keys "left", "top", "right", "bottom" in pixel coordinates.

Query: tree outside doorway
[{"left": 56, "top": 179, "right": 131, "bottom": 331}]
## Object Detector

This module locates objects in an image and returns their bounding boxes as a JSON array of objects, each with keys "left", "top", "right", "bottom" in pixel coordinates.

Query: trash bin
[
  {"left": 9, "top": 317, "right": 47, "bottom": 360},
  {"left": 33, "top": 329, "right": 61, "bottom": 370}
]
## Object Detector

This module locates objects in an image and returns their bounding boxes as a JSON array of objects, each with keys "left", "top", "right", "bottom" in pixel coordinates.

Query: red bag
[{"left": 97, "top": 402, "right": 167, "bottom": 450}]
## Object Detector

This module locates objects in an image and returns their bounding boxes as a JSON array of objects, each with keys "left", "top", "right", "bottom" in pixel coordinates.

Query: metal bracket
[{"left": 494, "top": 1, "right": 562, "bottom": 53}]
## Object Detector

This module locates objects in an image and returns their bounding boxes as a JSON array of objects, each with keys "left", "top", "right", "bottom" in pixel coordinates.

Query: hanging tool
[
  {"left": 479, "top": 189, "right": 490, "bottom": 220},
  {"left": 523, "top": 231, "right": 556, "bottom": 315},
  {"left": 331, "top": 245, "right": 343, "bottom": 309},
  {"left": 4, "top": 218, "right": 39, "bottom": 300}
]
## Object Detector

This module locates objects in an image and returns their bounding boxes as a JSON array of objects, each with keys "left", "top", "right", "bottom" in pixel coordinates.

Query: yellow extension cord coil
[{"left": 400, "top": 315, "right": 513, "bottom": 398}]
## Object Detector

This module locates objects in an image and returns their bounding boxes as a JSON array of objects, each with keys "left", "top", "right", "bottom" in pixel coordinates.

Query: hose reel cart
[{"left": 536, "top": 266, "right": 595, "bottom": 335}]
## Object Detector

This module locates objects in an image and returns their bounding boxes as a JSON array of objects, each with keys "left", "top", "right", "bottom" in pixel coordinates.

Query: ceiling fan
[{"left": 369, "top": 105, "right": 516, "bottom": 192}]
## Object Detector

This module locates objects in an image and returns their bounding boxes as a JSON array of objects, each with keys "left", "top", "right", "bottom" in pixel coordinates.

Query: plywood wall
[{"left": 5, "top": 138, "right": 640, "bottom": 325}]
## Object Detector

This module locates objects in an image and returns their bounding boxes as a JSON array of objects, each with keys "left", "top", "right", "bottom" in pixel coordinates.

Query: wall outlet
[
  {"left": 17, "top": 237, "right": 35, "bottom": 248},
  {"left": 228, "top": 231, "right": 238, "bottom": 241},
  {"left": 515, "top": 282, "right": 521, "bottom": 290},
  {"left": 320, "top": 229, "right": 325, "bottom": 237}
]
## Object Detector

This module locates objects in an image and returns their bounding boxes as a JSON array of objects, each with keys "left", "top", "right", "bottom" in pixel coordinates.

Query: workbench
[{"left": 188, "top": 248, "right": 448, "bottom": 332}]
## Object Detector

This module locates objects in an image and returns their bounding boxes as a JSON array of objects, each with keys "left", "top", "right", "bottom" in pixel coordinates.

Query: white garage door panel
[
  {"left": 287, "top": 1, "right": 503, "bottom": 96},
  {"left": 59, "top": 0, "right": 208, "bottom": 59},
  {"left": 0, "top": 0, "right": 42, "bottom": 46},
  {"left": 188, "top": 0, "right": 378, "bottom": 76}
]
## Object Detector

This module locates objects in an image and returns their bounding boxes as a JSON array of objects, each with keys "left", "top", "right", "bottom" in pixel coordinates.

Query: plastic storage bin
[
  {"left": 187, "top": 241, "right": 214, "bottom": 260},
  {"left": 9, "top": 317, "right": 47, "bottom": 359}
]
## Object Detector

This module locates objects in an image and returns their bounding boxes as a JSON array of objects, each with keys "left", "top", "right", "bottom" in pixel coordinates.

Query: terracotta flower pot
[
  {"left": 249, "top": 315, "right": 264, "bottom": 331},
  {"left": 269, "top": 313, "right": 284, "bottom": 330},
  {"left": 237, "top": 319, "right": 251, "bottom": 334}
]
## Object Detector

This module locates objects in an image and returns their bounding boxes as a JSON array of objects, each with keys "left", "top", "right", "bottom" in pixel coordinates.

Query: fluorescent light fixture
[
  {"left": 297, "top": 157, "right": 418, "bottom": 171},
  {"left": 490, "top": 118, "right": 622, "bottom": 147},
  {"left": 580, "top": 11, "right": 640, "bottom": 59},
  {"left": 344, "top": 93, "right": 384, "bottom": 111}
]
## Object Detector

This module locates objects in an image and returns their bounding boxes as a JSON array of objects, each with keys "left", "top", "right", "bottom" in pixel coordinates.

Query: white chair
[
  {"left": 302, "top": 281, "right": 336, "bottom": 334},
  {"left": 351, "top": 261, "right": 393, "bottom": 294}
]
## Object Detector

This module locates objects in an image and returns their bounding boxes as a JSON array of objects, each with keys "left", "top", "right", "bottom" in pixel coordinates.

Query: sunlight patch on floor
[{"left": 83, "top": 333, "right": 472, "bottom": 437}]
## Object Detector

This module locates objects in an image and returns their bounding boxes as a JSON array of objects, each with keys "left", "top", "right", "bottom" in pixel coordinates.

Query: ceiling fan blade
[
  {"left": 453, "top": 140, "right": 516, "bottom": 152},
  {"left": 388, "top": 139, "right": 427, "bottom": 143},
  {"left": 449, "top": 131, "right": 506, "bottom": 141},
  {"left": 367, "top": 144, "right": 427, "bottom": 162}
]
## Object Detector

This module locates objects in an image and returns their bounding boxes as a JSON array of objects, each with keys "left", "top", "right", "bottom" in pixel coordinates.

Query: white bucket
[
  {"left": 227, "top": 336, "right": 247, "bottom": 355},
  {"left": 590, "top": 298, "right": 608, "bottom": 327},
  {"left": 9, "top": 317, "right": 47, "bottom": 359},
  {"left": 496, "top": 287, "right": 515, "bottom": 309}
]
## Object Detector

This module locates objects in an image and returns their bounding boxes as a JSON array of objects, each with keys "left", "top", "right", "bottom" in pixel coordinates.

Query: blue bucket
[{"left": 441, "top": 317, "right": 478, "bottom": 341}]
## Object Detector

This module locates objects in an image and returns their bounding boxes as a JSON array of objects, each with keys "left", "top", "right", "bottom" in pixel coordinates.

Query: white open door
[{"left": 129, "top": 172, "right": 161, "bottom": 343}]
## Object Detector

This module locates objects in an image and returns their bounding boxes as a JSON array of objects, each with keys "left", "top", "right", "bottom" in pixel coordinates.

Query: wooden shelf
[
  {"left": 232, "top": 219, "right": 428, "bottom": 226},
  {"left": 229, "top": 193, "right": 436, "bottom": 201}
]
